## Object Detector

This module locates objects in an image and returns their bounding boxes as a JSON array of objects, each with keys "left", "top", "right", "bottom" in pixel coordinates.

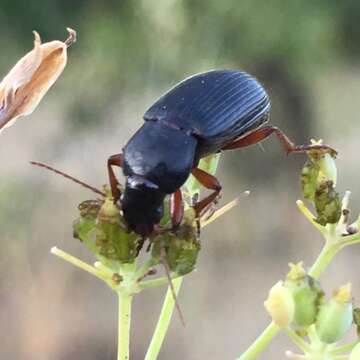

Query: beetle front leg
[
  {"left": 191, "top": 167, "right": 222, "bottom": 217},
  {"left": 170, "top": 189, "right": 184, "bottom": 228},
  {"left": 107, "top": 153, "right": 124, "bottom": 202},
  {"left": 222, "top": 126, "right": 337, "bottom": 156}
]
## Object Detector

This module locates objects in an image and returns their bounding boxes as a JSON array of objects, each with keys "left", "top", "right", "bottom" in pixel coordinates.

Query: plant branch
[
  {"left": 51, "top": 246, "right": 106, "bottom": 281},
  {"left": 117, "top": 291, "right": 133, "bottom": 360},
  {"left": 144, "top": 277, "right": 183, "bottom": 360}
]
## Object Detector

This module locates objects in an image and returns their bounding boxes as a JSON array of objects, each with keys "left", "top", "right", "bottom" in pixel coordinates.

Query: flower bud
[
  {"left": 284, "top": 262, "right": 324, "bottom": 327},
  {"left": 314, "top": 180, "right": 341, "bottom": 226},
  {"left": 315, "top": 283, "right": 353, "bottom": 344},
  {"left": 96, "top": 197, "right": 140, "bottom": 263},
  {"left": 318, "top": 153, "right": 337, "bottom": 187},
  {"left": 264, "top": 281, "right": 295, "bottom": 327},
  {"left": 350, "top": 342, "right": 360, "bottom": 360}
]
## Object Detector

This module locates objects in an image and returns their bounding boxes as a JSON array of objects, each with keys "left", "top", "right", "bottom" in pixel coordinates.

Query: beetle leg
[
  {"left": 222, "top": 126, "right": 337, "bottom": 155},
  {"left": 107, "top": 153, "right": 124, "bottom": 202},
  {"left": 191, "top": 168, "right": 222, "bottom": 217},
  {"left": 170, "top": 189, "right": 184, "bottom": 228}
]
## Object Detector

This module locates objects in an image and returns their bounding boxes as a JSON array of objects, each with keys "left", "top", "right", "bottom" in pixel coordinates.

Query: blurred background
[{"left": 1, "top": 1, "right": 360, "bottom": 359}]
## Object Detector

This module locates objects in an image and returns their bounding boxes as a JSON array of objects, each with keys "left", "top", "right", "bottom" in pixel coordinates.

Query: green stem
[
  {"left": 139, "top": 274, "right": 182, "bottom": 290},
  {"left": 330, "top": 340, "right": 359, "bottom": 355},
  {"left": 144, "top": 277, "right": 183, "bottom": 360},
  {"left": 283, "top": 327, "right": 311, "bottom": 353},
  {"left": 117, "top": 291, "right": 133, "bottom": 360},
  {"left": 51, "top": 246, "right": 106, "bottom": 281},
  {"left": 237, "top": 322, "right": 279, "bottom": 360},
  {"left": 308, "top": 242, "right": 341, "bottom": 278}
]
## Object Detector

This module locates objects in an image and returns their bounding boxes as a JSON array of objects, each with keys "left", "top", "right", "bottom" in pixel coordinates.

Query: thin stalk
[
  {"left": 144, "top": 277, "right": 183, "bottom": 360},
  {"left": 117, "top": 291, "right": 133, "bottom": 360},
  {"left": 283, "top": 327, "right": 311, "bottom": 353},
  {"left": 308, "top": 242, "right": 341, "bottom": 278},
  {"left": 140, "top": 274, "right": 182, "bottom": 290},
  {"left": 238, "top": 322, "right": 280, "bottom": 360},
  {"left": 51, "top": 246, "right": 105, "bottom": 281},
  {"left": 330, "top": 340, "right": 359, "bottom": 355}
]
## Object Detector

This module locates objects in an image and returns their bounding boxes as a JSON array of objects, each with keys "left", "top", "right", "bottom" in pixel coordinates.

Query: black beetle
[{"left": 108, "top": 69, "right": 333, "bottom": 237}]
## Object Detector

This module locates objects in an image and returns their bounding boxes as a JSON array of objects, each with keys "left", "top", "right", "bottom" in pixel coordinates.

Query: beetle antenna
[
  {"left": 30, "top": 161, "right": 106, "bottom": 197},
  {"left": 160, "top": 244, "right": 186, "bottom": 327}
]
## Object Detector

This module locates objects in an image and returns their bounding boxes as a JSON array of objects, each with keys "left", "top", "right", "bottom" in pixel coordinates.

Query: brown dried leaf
[{"left": 0, "top": 28, "right": 76, "bottom": 132}]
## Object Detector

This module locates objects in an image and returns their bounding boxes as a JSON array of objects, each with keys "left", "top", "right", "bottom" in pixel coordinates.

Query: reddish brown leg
[
  {"left": 107, "top": 153, "right": 124, "bottom": 202},
  {"left": 222, "top": 126, "right": 337, "bottom": 155},
  {"left": 170, "top": 189, "right": 184, "bottom": 228},
  {"left": 191, "top": 167, "right": 222, "bottom": 217}
]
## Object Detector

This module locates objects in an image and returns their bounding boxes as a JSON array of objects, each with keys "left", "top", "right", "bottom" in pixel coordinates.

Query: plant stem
[
  {"left": 238, "top": 322, "right": 279, "bottom": 360},
  {"left": 144, "top": 277, "right": 183, "bottom": 360},
  {"left": 308, "top": 242, "right": 340, "bottom": 278},
  {"left": 117, "top": 291, "right": 133, "bottom": 360}
]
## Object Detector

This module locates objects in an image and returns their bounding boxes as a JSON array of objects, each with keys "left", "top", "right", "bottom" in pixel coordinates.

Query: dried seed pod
[{"left": 0, "top": 28, "right": 76, "bottom": 131}]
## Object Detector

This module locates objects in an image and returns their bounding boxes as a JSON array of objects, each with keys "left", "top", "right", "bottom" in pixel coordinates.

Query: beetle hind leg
[
  {"left": 107, "top": 153, "right": 124, "bottom": 202},
  {"left": 222, "top": 125, "right": 337, "bottom": 156}
]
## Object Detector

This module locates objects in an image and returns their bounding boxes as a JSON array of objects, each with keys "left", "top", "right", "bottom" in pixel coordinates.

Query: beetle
[{"left": 108, "top": 69, "right": 333, "bottom": 237}]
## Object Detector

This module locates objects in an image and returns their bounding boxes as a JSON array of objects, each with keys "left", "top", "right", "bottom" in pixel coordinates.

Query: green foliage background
[{"left": 0, "top": 1, "right": 360, "bottom": 359}]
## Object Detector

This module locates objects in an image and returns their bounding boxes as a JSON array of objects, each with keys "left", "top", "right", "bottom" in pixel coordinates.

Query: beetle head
[{"left": 121, "top": 175, "right": 166, "bottom": 237}]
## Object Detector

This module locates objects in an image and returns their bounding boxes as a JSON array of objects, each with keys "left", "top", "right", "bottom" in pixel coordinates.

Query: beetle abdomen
[{"left": 144, "top": 70, "right": 270, "bottom": 156}]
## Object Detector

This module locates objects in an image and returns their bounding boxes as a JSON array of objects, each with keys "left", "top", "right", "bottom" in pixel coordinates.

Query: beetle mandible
[{"left": 108, "top": 70, "right": 333, "bottom": 237}]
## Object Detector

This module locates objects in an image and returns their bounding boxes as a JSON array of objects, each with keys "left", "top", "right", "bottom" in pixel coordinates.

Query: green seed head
[
  {"left": 285, "top": 264, "right": 324, "bottom": 327},
  {"left": 314, "top": 180, "right": 342, "bottom": 226},
  {"left": 73, "top": 199, "right": 101, "bottom": 241},
  {"left": 353, "top": 308, "right": 360, "bottom": 338},
  {"left": 151, "top": 208, "right": 200, "bottom": 276},
  {"left": 301, "top": 159, "right": 320, "bottom": 203},
  {"left": 315, "top": 283, "right": 353, "bottom": 344}
]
